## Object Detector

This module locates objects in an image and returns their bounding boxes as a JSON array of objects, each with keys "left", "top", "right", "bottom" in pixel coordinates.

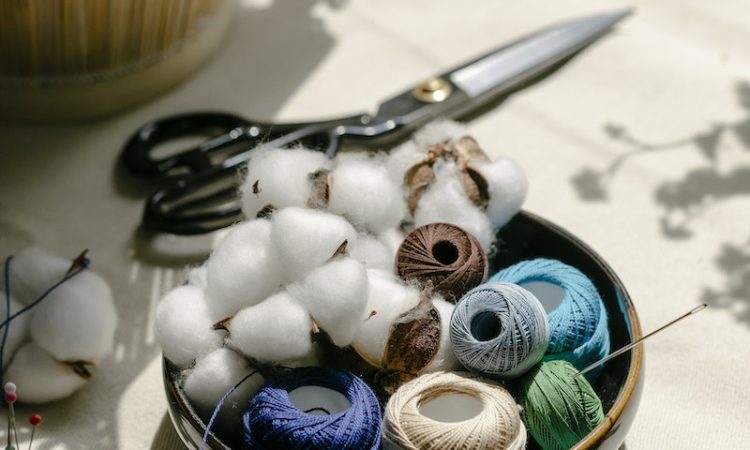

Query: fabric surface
[{"left": 2, "top": 0, "right": 750, "bottom": 448}]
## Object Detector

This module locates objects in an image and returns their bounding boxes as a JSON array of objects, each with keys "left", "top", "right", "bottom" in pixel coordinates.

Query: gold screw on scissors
[{"left": 413, "top": 78, "right": 453, "bottom": 103}]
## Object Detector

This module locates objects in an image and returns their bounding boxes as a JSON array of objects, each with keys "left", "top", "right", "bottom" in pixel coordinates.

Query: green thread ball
[{"left": 515, "top": 360, "right": 604, "bottom": 450}]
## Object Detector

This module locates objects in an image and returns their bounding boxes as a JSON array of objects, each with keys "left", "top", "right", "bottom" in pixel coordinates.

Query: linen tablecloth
[{"left": 2, "top": 0, "right": 749, "bottom": 448}]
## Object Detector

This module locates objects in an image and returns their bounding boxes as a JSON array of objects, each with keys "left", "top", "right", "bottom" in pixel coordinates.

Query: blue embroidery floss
[
  {"left": 490, "top": 259, "right": 610, "bottom": 377},
  {"left": 450, "top": 283, "right": 549, "bottom": 379},
  {"left": 243, "top": 367, "right": 382, "bottom": 450}
]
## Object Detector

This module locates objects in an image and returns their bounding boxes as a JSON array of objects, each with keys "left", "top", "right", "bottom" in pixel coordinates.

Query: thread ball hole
[
  {"left": 418, "top": 393, "right": 483, "bottom": 423},
  {"left": 520, "top": 281, "right": 565, "bottom": 313},
  {"left": 288, "top": 386, "right": 351, "bottom": 416},
  {"left": 432, "top": 240, "right": 459, "bottom": 265},
  {"left": 470, "top": 311, "right": 502, "bottom": 342}
]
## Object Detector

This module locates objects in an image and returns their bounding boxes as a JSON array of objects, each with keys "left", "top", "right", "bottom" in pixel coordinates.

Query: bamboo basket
[{"left": 0, "top": 0, "right": 234, "bottom": 121}]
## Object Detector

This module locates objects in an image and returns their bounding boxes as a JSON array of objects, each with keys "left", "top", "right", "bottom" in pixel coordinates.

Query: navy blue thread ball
[{"left": 243, "top": 367, "right": 382, "bottom": 450}]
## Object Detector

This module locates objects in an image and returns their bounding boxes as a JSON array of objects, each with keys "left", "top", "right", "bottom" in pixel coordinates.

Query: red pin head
[{"left": 29, "top": 414, "right": 42, "bottom": 426}]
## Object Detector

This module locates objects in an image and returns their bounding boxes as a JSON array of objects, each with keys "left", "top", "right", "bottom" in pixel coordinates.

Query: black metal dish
[{"left": 163, "top": 210, "right": 644, "bottom": 449}]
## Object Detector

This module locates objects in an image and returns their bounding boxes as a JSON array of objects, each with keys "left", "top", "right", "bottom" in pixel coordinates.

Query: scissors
[{"left": 122, "top": 10, "right": 630, "bottom": 235}]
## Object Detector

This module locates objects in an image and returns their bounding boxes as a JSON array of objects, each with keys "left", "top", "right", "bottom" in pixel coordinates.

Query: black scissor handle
[
  {"left": 122, "top": 112, "right": 252, "bottom": 178},
  {"left": 140, "top": 118, "right": 368, "bottom": 235}
]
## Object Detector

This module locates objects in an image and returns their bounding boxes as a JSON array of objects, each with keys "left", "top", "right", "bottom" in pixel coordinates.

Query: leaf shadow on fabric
[{"left": 571, "top": 81, "right": 750, "bottom": 240}]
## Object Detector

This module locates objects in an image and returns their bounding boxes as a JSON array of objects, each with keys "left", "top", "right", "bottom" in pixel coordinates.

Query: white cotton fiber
[
  {"left": 183, "top": 348, "right": 264, "bottom": 423},
  {"left": 29, "top": 270, "right": 118, "bottom": 362},
  {"left": 185, "top": 264, "right": 208, "bottom": 288},
  {"left": 412, "top": 120, "right": 469, "bottom": 148},
  {"left": 474, "top": 158, "right": 528, "bottom": 228},
  {"left": 350, "top": 234, "right": 392, "bottom": 271},
  {"left": 413, "top": 161, "right": 495, "bottom": 251},
  {"left": 0, "top": 294, "right": 30, "bottom": 366},
  {"left": 5, "top": 247, "right": 69, "bottom": 305},
  {"left": 228, "top": 291, "right": 312, "bottom": 362},
  {"left": 288, "top": 257, "right": 368, "bottom": 347},
  {"left": 377, "top": 228, "right": 405, "bottom": 263},
  {"left": 424, "top": 297, "right": 460, "bottom": 372},
  {"left": 328, "top": 159, "right": 407, "bottom": 234},
  {"left": 155, "top": 285, "right": 224, "bottom": 368},
  {"left": 205, "top": 219, "right": 284, "bottom": 318},
  {"left": 5, "top": 342, "right": 87, "bottom": 403},
  {"left": 351, "top": 270, "right": 421, "bottom": 366},
  {"left": 240, "top": 147, "right": 331, "bottom": 218},
  {"left": 386, "top": 141, "right": 426, "bottom": 185},
  {"left": 270, "top": 207, "right": 357, "bottom": 281}
]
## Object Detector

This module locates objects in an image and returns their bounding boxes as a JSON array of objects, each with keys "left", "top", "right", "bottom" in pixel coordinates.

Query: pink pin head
[{"left": 4, "top": 391, "right": 17, "bottom": 404}]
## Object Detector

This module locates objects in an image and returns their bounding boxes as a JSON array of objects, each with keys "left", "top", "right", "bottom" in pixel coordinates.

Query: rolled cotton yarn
[
  {"left": 383, "top": 371, "right": 526, "bottom": 450},
  {"left": 491, "top": 259, "right": 610, "bottom": 374},
  {"left": 450, "top": 283, "right": 548, "bottom": 379},
  {"left": 396, "top": 223, "right": 488, "bottom": 303},
  {"left": 243, "top": 367, "right": 382, "bottom": 450},
  {"left": 514, "top": 360, "right": 604, "bottom": 450}
]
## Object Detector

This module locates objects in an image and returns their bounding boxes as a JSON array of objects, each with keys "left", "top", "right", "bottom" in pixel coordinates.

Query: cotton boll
[
  {"left": 412, "top": 120, "right": 470, "bottom": 148},
  {"left": 228, "top": 291, "right": 312, "bottom": 362},
  {"left": 185, "top": 264, "right": 208, "bottom": 288},
  {"left": 279, "top": 342, "right": 323, "bottom": 368},
  {"left": 328, "top": 159, "right": 407, "bottom": 233},
  {"left": 0, "top": 295, "right": 30, "bottom": 366},
  {"left": 5, "top": 342, "right": 87, "bottom": 403},
  {"left": 474, "top": 157, "right": 528, "bottom": 228},
  {"left": 350, "top": 234, "right": 391, "bottom": 271},
  {"left": 183, "top": 348, "right": 264, "bottom": 426},
  {"left": 270, "top": 207, "right": 357, "bottom": 280},
  {"left": 240, "top": 147, "right": 331, "bottom": 218},
  {"left": 377, "top": 228, "right": 405, "bottom": 264},
  {"left": 29, "top": 270, "right": 118, "bottom": 362},
  {"left": 155, "top": 285, "right": 224, "bottom": 368},
  {"left": 205, "top": 219, "right": 284, "bottom": 318},
  {"left": 386, "top": 141, "right": 426, "bottom": 185},
  {"left": 352, "top": 270, "right": 421, "bottom": 366},
  {"left": 288, "top": 257, "right": 368, "bottom": 347},
  {"left": 424, "top": 297, "right": 460, "bottom": 372},
  {"left": 5, "top": 247, "right": 69, "bottom": 305},
  {"left": 413, "top": 161, "right": 495, "bottom": 251}
]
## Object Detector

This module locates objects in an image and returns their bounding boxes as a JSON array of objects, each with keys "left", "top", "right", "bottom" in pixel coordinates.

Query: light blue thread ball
[
  {"left": 450, "top": 282, "right": 549, "bottom": 379},
  {"left": 242, "top": 367, "right": 382, "bottom": 450},
  {"left": 490, "top": 258, "right": 610, "bottom": 378}
]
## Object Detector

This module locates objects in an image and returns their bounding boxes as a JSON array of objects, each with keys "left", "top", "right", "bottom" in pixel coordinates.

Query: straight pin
[{"left": 578, "top": 304, "right": 707, "bottom": 376}]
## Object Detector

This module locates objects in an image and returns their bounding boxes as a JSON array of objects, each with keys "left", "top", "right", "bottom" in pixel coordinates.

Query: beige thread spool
[
  {"left": 383, "top": 371, "right": 526, "bottom": 450},
  {"left": 0, "top": 0, "right": 234, "bottom": 120}
]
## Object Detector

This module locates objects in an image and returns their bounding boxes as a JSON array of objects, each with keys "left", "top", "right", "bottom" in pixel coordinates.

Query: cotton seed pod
[
  {"left": 155, "top": 285, "right": 225, "bottom": 368},
  {"left": 3, "top": 247, "right": 69, "bottom": 306},
  {"left": 0, "top": 294, "right": 30, "bottom": 366},
  {"left": 205, "top": 219, "right": 284, "bottom": 319},
  {"left": 288, "top": 257, "right": 368, "bottom": 347},
  {"left": 29, "top": 269, "right": 118, "bottom": 362},
  {"left": 270, "top": 207, "right": 357, "bottom": 281},
  {"left": 227, "top": 291, "right": 313, "bottom": 363},
  {"left": 240, "top": 147, "right": 331, "bottom": 218},
  {"left": 5, "top": 342, "right": 88, "bottom": 404},
  {"left": 183, "top": 348, "right": 265, "bottom": 431},
  {"left": 403, "top": 137, "right": 490, "bottom": 214},
  {"left": 381, "top": 293, "right": 442, "bottom": 393},
  {"left": 351, "top": 270, "right": 421, "bottom": 367}
]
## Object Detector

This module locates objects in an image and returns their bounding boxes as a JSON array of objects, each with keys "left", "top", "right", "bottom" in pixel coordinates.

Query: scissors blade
[
  {"left": 447, "top": 9, "right": 631, "bottom": 99},
  {"left": 365, "top": 9, "right": 631, "bottom": 139}
]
